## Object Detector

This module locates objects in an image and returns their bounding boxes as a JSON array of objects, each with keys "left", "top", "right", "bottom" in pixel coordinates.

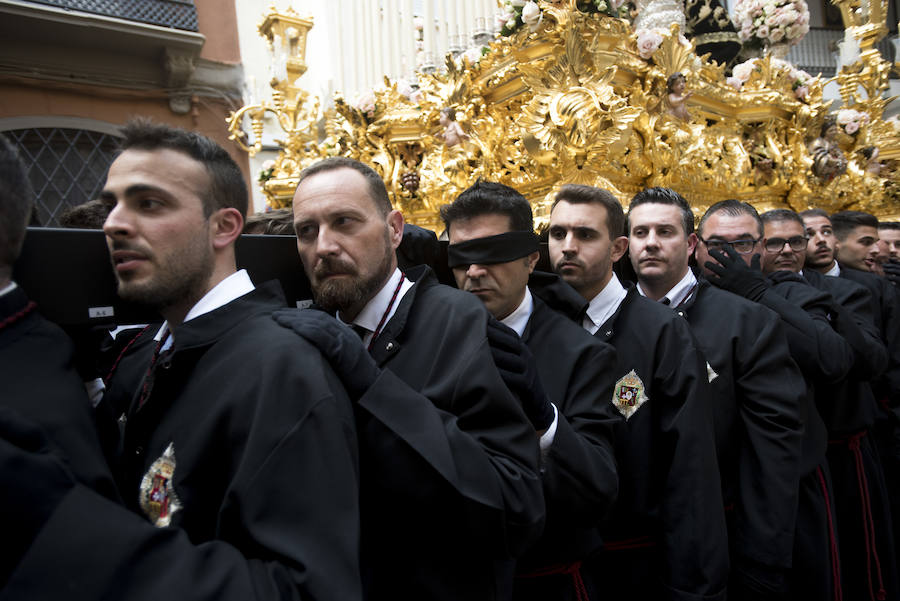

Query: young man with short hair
[
  {"left": 629, "top": 189, "right": 805, "bottom": 601},
  {"left": 547, "top": 184, "right": 728, "bottom": 601}
]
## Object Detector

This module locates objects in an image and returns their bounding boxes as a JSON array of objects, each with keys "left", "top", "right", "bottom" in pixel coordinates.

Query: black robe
[
  {"left": 805, "top": 268, "right": 900, "bottom": 601},
  {"left": 676, "top": 278, "right": 805, "bottom": 595},
  {"left": 755, "top": 272, "right": 858, "bottom": 601},
  {"left": 0, "top": 285, "right": 118, "bottom": 503},
  {"left": 513, "top": 292, "right": 621, "bottom": 601},
  {"left": 3, "top": 282, "right": 363, "bottom": 601},
  {"left": 354, "top": 266, "right": 545, "bottom": 601},
  {"left": 532, "top": 281, "right": 728, "bottom": 601}
]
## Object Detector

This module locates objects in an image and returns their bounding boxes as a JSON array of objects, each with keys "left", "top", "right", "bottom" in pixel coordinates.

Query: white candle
[
  {"left": 423, "top": 0, "right": 435, "bottom": 66},
  {"left": 403, "top": 0, "right": 415, "bottom": 77}
]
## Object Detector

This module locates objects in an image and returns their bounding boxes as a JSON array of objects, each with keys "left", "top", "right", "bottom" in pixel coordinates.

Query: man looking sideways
[{"left": 280, "top": 157, "right": 545, "bottom": 601}]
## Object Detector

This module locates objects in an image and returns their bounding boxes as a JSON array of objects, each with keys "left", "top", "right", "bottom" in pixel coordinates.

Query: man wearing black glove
[
  {"left": 630, "top": 190, "right": 805, "bottom": 601},
  {"left": 287, "top": 157, "right": 545, "bottom": 601},
  {"left": 442, "top": 181, "right": 620, "bottom": 601}
]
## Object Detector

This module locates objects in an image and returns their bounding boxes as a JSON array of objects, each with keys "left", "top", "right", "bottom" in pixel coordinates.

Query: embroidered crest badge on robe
[
  {"left": 613, "top": 370, "right": 648, "bottom": 420},
  {"left": 139, "top": 442, "right": 182, "bottom": 527}
]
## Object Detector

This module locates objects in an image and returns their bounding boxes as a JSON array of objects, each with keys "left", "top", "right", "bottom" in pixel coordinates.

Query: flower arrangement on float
[
  {"left": 725, "top": 57, "right": 814, "bottom": 102},
  {"left": 731, "top": 0, "right": 810, "bottom": 50}
]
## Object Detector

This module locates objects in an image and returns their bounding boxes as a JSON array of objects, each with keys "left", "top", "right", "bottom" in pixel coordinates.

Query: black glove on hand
[
  {"left": 486, "top": 318, "right": 555, "bottom": 432},
  {"left": 0, "top": 406, "right": 75, "bottom": 587},
  {"left": 272, "top": 308, "right": 381, "bottom": 399},
  {"left": 705, "top": 247, "right": 771, "bottom": 301},
  {"left": 883, "top": 260, "right": 900, "bottom": 287}
]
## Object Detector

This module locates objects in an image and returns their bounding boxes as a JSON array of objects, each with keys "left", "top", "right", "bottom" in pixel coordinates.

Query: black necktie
[{"left": 661, "top": 298, "right": 671, "bottom": 306}]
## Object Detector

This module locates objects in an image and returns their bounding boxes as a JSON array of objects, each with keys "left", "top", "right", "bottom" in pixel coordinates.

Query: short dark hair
[
  {"left": 0, "top": 135, "right": 34, "bottom": 279},
  {"left": 831, "top": 210, "right": 879, "bottom": 240},
  {"left": 628, "top": 187, "right": 694, "bottom": 235},
  {"left": 699, "top": 199, "right": 763, "bottom": 238},
  {"left": 878, "top": 221, "right": 900, "bottom": 231},
  {"left": 799, "top": 208, "right": 830, "bottom": 221},
  {"left": 440, "top": 180, "right": 533, "bottom": 233},
  {"left": 59, "top": 199, "right": 112, "bottom": 229},
  {"left": 243, "top": 207, "right": 296, "bottom": 235},
  {"left": 118, "top": 119, "right": 248, "bottom": 219},
  {"left": 552, "top": 184, "right": 625, "bottom": 238},
  {"left": 760, "top": 209, "right": 804, "bottom": 228},
  {"left": 297, "top": 157, "right": 392, "bottom": 217}
]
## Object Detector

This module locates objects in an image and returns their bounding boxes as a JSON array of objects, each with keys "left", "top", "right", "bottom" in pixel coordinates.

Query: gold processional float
[{"left": 227, "top": 0, "right": 900, "bottom": 231}]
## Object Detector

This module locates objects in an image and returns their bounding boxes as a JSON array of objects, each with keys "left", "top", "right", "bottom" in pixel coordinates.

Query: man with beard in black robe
[{"left": 276, "top": 157, "right": 545, "bottom": 601}]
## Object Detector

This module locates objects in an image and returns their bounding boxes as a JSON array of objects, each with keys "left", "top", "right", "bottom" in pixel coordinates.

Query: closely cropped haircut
[
  {"left": 628, "top": 187, "right": 694, "bottom": 235},
  {"left": 119, "top": 119, "right": 248, "bottom": 219},
  {"left": 552, "top": 184, "right": 626, "bottom": 238},
  {"left": 698, "top": 199, "right": 763, "bottom": 238},
  {"left": 831, "top": 210, "right": 879, "bottom": 240},
  {"left": 0, "top": 135, "right": 34, "bottom": 274},
  {"left": 878, "top": 221, "right": 900, "bottom": 231},
  {"left": 799, "top": 208, "right": 830, "bottom": 221},
  {"left": 760, "top": 209, "right": 804, "bottom": 228},
  {"left": 59, "top": 199, "right": 112, "bottom": 229},
  {"left": 297, "top": 157, "right": 392, "bottom": 217},
  {"left": 440, "top": 180, "right": 534, "bottom": 233}
]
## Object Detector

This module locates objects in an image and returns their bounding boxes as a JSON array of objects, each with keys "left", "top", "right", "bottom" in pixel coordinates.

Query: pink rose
[
  {"left": 727, "top": 76, "right": 743, "bottom": 90},
  {"left": 733, "top": 59, "right": 757, "bottom": 82},
  {"left": 636, "top": 29, "right": 664, "bottom": 59},
  {"left": 845, "top": 121, "right": 859, "bottom": 134},
  {"left": 794, "top": 85, "right": 809, "bottom": 100},
  {"left": 770, "top": 28, "right": 785, "bottom": 42},
  {"left": 756, "top": 24, "right": 770, "bottom": 39}
]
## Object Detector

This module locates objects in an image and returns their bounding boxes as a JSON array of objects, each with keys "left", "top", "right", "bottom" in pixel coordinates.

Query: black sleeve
[
  {"left": 541, "top": 342, "right": 620, "bottom": 527},
  {"left": 759, "top": 282, "right": 855, "bottom": 382},
  {"left": 356, "top": 340, "right": 546, "bottom": 557},
  {"left": 833, "top": 282, "right": 889, "bottom": 380},
  {"left": 731, "top": 311, "right": 805, "bottom": 577},
  {"left": 656, "top": 319, "right": 729, "bottom": 601},
  {"left": 2, "top": 387, "right": 362, "bottom": 601}
]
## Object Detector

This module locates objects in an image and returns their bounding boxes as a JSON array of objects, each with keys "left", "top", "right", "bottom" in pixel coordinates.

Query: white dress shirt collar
[
  {"left": 340, "top": 268, "right": 413, "bottom": 345},
  {"left": 500, "top": 287, "right": 534, "bottom": 337},
  {"left": 637, "top": 268, "right": 697, "bottom": 307},
  {"left": 0, "top": 281, "right": 17, "bottom": 298},
  {"left": 583, "top": 273, "right": 627, "bottom": 335},
  {"left": 155, "top": 269, "right": 255, "bottom": 347},
  {"left": 825, "top": 261, "right": 841, "bottom": 277}
]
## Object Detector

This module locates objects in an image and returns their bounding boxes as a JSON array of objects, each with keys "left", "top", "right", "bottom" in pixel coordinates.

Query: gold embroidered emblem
[
  {"left": 612, "top": 370, "right": 648, "bottom": 420},
  {"left": 139, "top": 442, "right": 181, "bottom": 527}
]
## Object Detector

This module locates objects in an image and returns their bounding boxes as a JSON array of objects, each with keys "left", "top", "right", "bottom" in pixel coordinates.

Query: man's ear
[
  {"left": 526, "top": 250, "right": 540, "bottom": 273},
  {"left": 611, "top": 236, "right": 629, "bottom": 262},
  {"left": 211, "top": 208, "right": 244, "bottom": 250},
  {"left": 686, "top": 232, "right": 698, "bottom": 255},
  {"left": 387, "top": 209, "right": 405, "bottom": 251}
]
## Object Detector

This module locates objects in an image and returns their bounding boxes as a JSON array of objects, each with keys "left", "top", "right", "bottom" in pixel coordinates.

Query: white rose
[
  {"left": 521, "top": 1, "right": 542, "bottom": 30},
  {"left": 836, "top": 109, "right": 854, "bottom": 125},
  {"left": 733, "top": 59, "right": 757, "bottom": 82},
  {"left": 727, "top": 76, "right": 744, "bottom": 90},
  {"left": 261, "top": 159, "right": 276, "bottom": 170},
  {"left": 636, "top": 28, "right": 664, "bottom": 58}
]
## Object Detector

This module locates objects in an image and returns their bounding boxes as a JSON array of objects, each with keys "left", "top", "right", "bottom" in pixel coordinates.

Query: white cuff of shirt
[{"left": 538, "top": 403, "right": 559, "bottom": 452}]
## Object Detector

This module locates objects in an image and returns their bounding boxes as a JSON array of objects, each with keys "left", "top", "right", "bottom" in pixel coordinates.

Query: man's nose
[{"left": 102, "top": 202, "right": 131, "bottom": 238}]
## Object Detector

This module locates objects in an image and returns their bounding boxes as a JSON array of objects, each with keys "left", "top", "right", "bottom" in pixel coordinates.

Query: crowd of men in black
[{"left": 2, "top": 119, "right": 899, "bottom": 601}]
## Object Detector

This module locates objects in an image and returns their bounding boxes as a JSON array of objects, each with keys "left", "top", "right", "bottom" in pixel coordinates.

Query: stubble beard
[{"left": 114, "top": 236, "right": 214, "bottom": 315}]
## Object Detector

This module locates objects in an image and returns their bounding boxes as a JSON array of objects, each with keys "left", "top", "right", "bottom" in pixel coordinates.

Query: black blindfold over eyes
[{"left": 447, "top": 231, "right": 539, "bottom": 268}]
